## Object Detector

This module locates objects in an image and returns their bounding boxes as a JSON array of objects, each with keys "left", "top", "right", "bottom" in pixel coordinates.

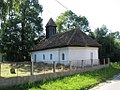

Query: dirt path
[{"left": 90, "top": 74, "right": 120, "bottom": 90}]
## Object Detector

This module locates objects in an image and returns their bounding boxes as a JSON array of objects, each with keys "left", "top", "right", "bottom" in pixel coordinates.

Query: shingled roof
[{"left": 30, "top": 29, "right": 101, "bottom": 51}]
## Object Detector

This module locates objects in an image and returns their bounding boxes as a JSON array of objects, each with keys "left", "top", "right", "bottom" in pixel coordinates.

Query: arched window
[
  {"left": 62, "top": 53, "right": 65, "bottom": 60},
  {"left": 34, "top": 54, "right": 36, "bottom": 62},
  {"left": 50, "top": 54, "right": 52, "bottom": 60},
  {"left": 43, "top": 54, "right": 45, "bottom": 60}
]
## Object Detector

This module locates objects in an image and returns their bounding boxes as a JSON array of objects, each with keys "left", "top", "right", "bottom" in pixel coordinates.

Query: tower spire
[{"left": 46, "top": 18, "right": 57, "bottom": 39}]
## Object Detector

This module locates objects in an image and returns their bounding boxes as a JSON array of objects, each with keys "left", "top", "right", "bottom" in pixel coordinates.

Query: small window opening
[
  {"left": 43, "top": 54, "right": 45, "bottom": 60},
  {"left": 34, "top": 54, "right": 36, "bottom": 62},
  {"left": 50, "top": 54, "right": 52, "bottom": 60},
  {"left": 62, "top": 53, "right": 65, "bottom": 60}
]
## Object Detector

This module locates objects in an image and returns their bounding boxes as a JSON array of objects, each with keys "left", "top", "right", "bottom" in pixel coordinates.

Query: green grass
[{"left": 1, "top": 62, "right": 120, "bottom": 90}]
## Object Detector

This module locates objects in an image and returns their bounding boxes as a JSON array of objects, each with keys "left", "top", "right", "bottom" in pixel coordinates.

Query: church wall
[
  {"left": 68, "top": 47, "right": 99, "bottom": 65},
  {"left": 31, "top": 47, "right": 68, "bottom": 62},
  {"left": 31, "top": 47, "right": 99, "bottom": 66}
]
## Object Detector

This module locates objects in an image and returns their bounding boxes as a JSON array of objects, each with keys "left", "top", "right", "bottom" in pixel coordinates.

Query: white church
[{"left": 30, "top": 18, "right": 101, "bottom": 66}]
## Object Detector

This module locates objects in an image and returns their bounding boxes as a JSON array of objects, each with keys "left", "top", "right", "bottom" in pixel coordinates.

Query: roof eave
[{"left": 30, "top": 45, "right": 101, "bottom": 52}]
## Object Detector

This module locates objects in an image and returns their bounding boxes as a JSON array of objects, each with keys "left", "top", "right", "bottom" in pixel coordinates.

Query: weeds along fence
[
  {"left": 0, "top": 58, "right": 110, "bottom": 77},
  {"left": 0, "top": 62, "right": 31, "bottom": 77}
]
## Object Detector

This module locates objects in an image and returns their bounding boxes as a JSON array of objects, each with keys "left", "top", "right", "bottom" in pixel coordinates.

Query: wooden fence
[
  {"left": 0, "top": 65, "right": 109, "bottom": 88},
  {"left": 0, "top": 58, "right": 110, "bottom": 77}
]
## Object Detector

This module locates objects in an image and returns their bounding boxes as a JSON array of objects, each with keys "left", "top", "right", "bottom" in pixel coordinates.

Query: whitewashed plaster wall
[
  {"left": 68, "top": 47, "right": 98, "bottom": 60},
  {"left": 31, "top": 47, "right": 99, "bottom": 65},
  {"left": 31, "top": 47, "right": 68, "bottom": 62},
  {"left": 68, "top": 47, "right": 99, "bottom": 65}
]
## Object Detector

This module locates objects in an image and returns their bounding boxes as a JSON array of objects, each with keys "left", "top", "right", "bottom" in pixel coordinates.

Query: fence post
[
  {"left": 107, "top": 58, "right": 110, "bottom": 66},
  {"left": 104, "top": 59, "right": 106, "bottom": 66},
  {"left": 17, "top": 63, "right": 19, "bottom": 76},
  {"left": 81, "top": 60, "right": 84, "bottom": 68},
  {"left": 53, "top": 61, "right": 56, "bottom": 73},
  {"left": 0, "top": 62, "right": 1, "bottom": 77},
  {"left": 31, "top": 61, "right": 34, "bottom": 75},
  {"left": 69, "top": 61, "right": 72, "bottom": 70}
]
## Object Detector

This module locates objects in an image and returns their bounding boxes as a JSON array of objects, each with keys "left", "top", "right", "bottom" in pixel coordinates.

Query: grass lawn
[{"left": 1, "top": 62, "right": 120, "bottom": 90}]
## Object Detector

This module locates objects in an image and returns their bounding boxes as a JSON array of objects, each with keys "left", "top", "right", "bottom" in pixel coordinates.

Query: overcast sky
[{"left": 39, "top": 0, "right": 120, "bottom": 32}]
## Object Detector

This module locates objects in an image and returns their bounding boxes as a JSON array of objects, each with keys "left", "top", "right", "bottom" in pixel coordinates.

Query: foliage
[
  {"left": 1, "top": 63, "right": 120, "bottom": 90},
  {"left": 56, "top": 10, "right": 90, "bottom": 33},
  {"left": 90, "top": 25, "right": 120, "bottom": 62},
  {"left": 0, "top": 0, "right": 44, "bottom": 61}
]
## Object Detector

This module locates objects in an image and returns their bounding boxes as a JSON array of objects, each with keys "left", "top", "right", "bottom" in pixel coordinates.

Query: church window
[
  {"left": 50, "top": 54, "right": 52, "bottom": 60},
  {"left": 62, "top": 53, "right": 65, "bottom": 60}
]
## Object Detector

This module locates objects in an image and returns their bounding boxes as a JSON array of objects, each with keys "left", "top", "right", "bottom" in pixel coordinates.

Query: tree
[
  {"left": 18, "top": 0, "right": 43, "bottom": 61},
  {"left": 0, "top": 0, "right": 14, "bottom": 55},
  {"left": 92, "top": 25, "right": 120, "bottom": 62},
  {"left": 56, "top": 10, "right": 90, "bottom": 33},
  {"left": 0, "top": 0, "right": 44, "bottom": 61},
  {"left": 108, "top": 31, "right": 120, "bottom": 62}
]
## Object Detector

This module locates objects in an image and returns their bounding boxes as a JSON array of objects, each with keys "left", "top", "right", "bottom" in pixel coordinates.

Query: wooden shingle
[{"left": 30, "top": 29, "right": 101, "bottom": 51}]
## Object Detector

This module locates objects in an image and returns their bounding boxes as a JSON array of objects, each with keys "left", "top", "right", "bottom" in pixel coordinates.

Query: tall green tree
[
  {"left": 56, "top": 10, "right": 90, "bottom": 33},
  {"left": 92, "top": 25, "right": 120, "bottom": 62},
  {"left": 18, "top": 0, "right": 43, "bottom": 61},
  {"left": 0, "top": 0, "right": 11, "bottom": 54},
  {"left": 0, "top": 0, "right": 44, "bottom": 61}
]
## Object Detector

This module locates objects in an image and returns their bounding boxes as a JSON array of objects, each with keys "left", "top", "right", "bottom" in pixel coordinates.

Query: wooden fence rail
[{"left": 0, "top": 65, "right": 108, "bottom": 88}]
